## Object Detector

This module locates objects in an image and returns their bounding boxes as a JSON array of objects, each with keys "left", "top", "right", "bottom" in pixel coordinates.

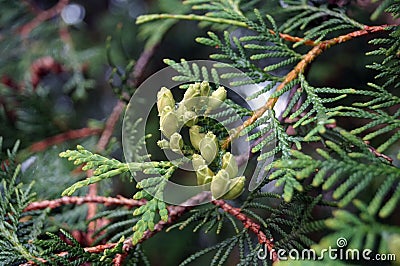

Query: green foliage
[
  {"left": 131, "top": 171, "right": 173, "bottom": 244},
  {"left": 178, "top": 232, "right": 247, "bottom": 266},
  {"left": 0, "top": 166, "right": 37, "bottom": 264},
  {"left": 1, "top": 0, "right": 400, "bottom": 265},
  {"left": 35, "top": 229, "right": 123, "bottom": 265},
  {"left": 90, "top": 209, "right": 138, "bottom": 245},
  {"left": 0, "top": 138, "right": 46, "bottom": 264},
  {"left": 279, "top": 0, "right": 364, "bottom": 44},
  {"left": 131, "top": 198, "right": 168, "bottom": 245},
  {"left": 134, "top": 0, "right": 400, "bottom": 264},
  {"left": 59, "top": 145, "right": 130, "bottom": 196},
  {"left": 163, "top": 59, "right": 221, "bottom": 88},
  {"left": 167, "top": 205, "right": 237, "bottom": 234},
  {"left": 273, "top": 129, "right": 400, "bottom": 215},
  {"left": 284, "top": 74, "right": 360, "bottom": 140},
  {"left": 194, "top": 11, "right": 302, "bottom": 82},
  {"left": 173, "top": 190, "right": 328, "bottom": 265},
  {"left": 370, "top": 0, "right": 400, "bottom": 20},
  {"left": 242, "top": 190, "right": 328, "bottom": 250}
]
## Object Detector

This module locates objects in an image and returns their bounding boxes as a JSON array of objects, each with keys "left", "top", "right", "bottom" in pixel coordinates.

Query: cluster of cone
[{"left": 156, "top": 81, "right": 245, "bottom": 200}]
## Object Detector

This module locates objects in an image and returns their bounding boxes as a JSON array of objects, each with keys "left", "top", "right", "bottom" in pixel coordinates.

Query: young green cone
[
  {"left": 199, "top": 131, "right": 219, "bottom": 163},
  {"left": 160, "top": 109, "right": 179, "bottom": 139},
  {"left": 210, "top": 169, "right": 230, "bottom": 199},
  {"left": 221, "top": 176, "right": 245, "bottom": 200},
  {"left": 200, "top": 81, "right": 211, "bottom": 97},
  {"left": 169, "top": 132, "right": 183, "bottom": 153},
  {"left": 206, "top": 86, "right": 227, "bottom": 112},
  {"left": 192, "top": 154, "right": 206, "bottom": 171},
  {"left": 183, "top": 82, "right": 201, "bottom": 101},
  {"left": 196, "top": 164, "right": 214, "bottom": 185},
  {"left": 183, "top": 83, "right": 202, "bottom": 111},
  {"left": 183, "top": 110, "right": 198, "bottom": 127},
  {"left": 222, "top": 152, "right": 238, "bottom": 179},
  {"left": 189, "top": 126, "right": 205, "bottom": 151},
  {"left": 157, "top": 87, "right": 175, "bottom": 114}
]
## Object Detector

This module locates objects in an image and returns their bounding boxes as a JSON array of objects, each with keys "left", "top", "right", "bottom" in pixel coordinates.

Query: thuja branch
[
  {"left": 136, "top": 13, "right": 316, "bottom": 46},
  {"left": 212, "top": 199, "right": 278, "bottom": 262},
  {"left": 83, "top": 40, "right": 158, "bottom": 243},
  {"left": 21, "top": 193, "right": 209, "bottom": 266},
  {"left": 222, "top": 24, "right": 391, "bottom": 148},
  {"left": 21, "top": 243, "right": 120, "bottom": 266}
]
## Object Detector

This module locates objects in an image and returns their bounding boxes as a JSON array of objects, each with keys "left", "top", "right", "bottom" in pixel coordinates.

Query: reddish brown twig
[
  {"left": 86, "top": 171, "right": 98, "bottom": 245},
  {"left": 365, "top": 142, "right": 394, "bottom": 164},
  {"left": 131, "top": 44, "right": 159, "bottom": 87},
  {"left": 29, "top": 128, "right": 102, "bottom": 153},
  {"left": 19, "top": 0, "right": 69, "bottom": 37},
  {"left": 85, "top": 100, "right": 126, "bottom": 244},
  {"left": 113, "top": 253, "right": 128, "bottom": 266},
  {"left": 222, "top": 24, "right": 392, "bottom": 149},
  {"left": 212, "top": 199, "right": 278, "bottom": 262},
  {"left": 96, "top": 101, "right": 126, "bottom": 151},
  {"left": 24, "top": 195, "right": 146, "bottom": 212},
  {"left": 21, "top": 243, "right": 119, "bottom": 266},
  {"left": 135, "top": 192, "right": 211, "bottom": 246},
  {"left": 271, "top": 30, "right": 316, "bottom": 46},
  {"left": 22, "top": 192, "right": 210, "bottom": 266},
  {"left": 23, "top": 194, "right": 278, "bottom": 265}
]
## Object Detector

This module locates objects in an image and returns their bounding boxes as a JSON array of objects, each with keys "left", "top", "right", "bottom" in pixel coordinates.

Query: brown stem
[
  {"left": 113, "top": 253, "right": 128, "bottom": 266},
  {"left": 365, "top": 142, "right": 394, "bottom": 164},
  {"left": 21, "top": 243, "right": 119, "bottom": 266},
  {"left": 24, "top": 193, "right": 276, "bottom": 264},
  {"left": 212, "top": 199, "right": 278, "bottom": 262},
  {"left": 131, "top": 44, "right": 159, "bottom": 87},
  {"left": 96, "top": 101, "right": 126, "bottom": 151},
  {"left": 19, "top": 0, "right": 69, "bottom": 37},
  {"left": 136, "top": 192, "right": 210, "bottom": 244},
  {"left": 84, "top": 42, "right": 159, "bottom": 242},
  {"left": 272, "top": 30, "right": 316, "bottom": 46},
  {"left": 222, "top": 24, "right": 391, "bottom": 149},
  {"left": 24, "top": 195, "right": 146, "bottom": 212},
  {"left": 23, "top": 192, "right": 210, "bottom": 265},
  {"left": 28, "top": 128, "right": 102, "bottom": 153},
  {"left": 84, "top": 100, "right": 126, "bottom": 244}
]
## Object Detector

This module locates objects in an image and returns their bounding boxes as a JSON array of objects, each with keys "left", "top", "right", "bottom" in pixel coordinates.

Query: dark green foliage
[
  {"left": 278, "top": 1, "right": 364, "bottom": 44},
  {"left": 164, "top": 59, "right": 222, "bottom": 88},
  {"left": 90, "top": 209, "right": 138, "bottom": 245},
  {"left": 0, "top": 138, "right": 45, "bottom": 264},
  {"left": 273, "top": 130, "right": 400, "bottom": 215}
]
